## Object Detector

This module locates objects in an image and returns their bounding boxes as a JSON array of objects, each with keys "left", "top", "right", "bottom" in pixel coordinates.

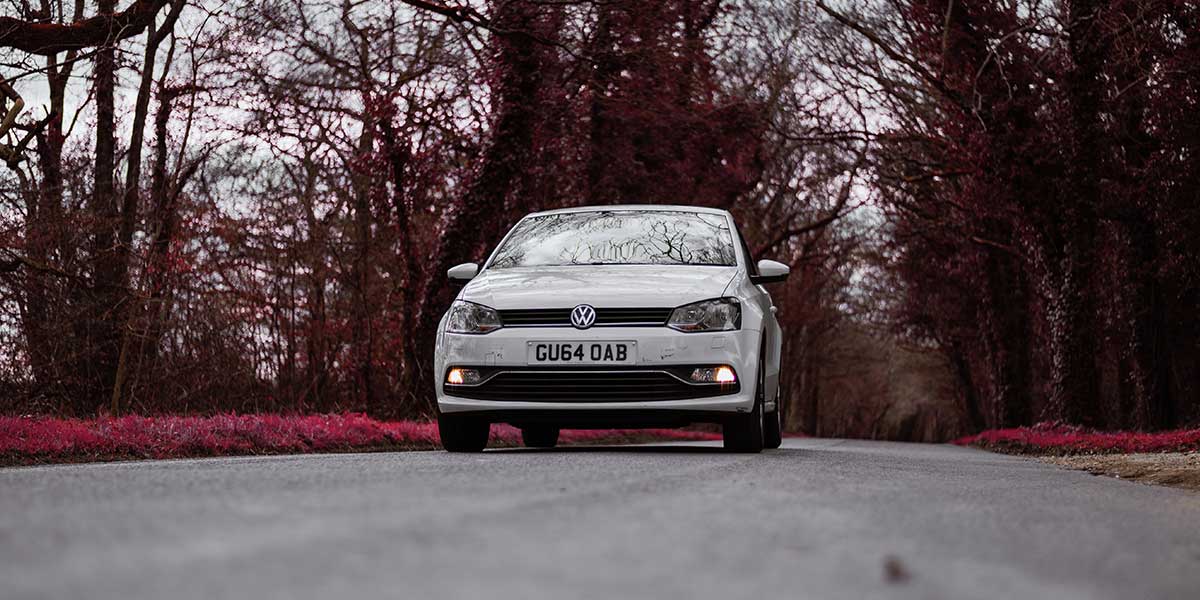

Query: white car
[{"left": 433, "top": 205, "right": 789, "bottom": 452}]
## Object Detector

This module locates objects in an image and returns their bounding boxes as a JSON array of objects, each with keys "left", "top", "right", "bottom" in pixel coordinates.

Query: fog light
[
  {"left": 715, "top": 366, "right": 737, "bottom": 383},
  {"left": 446, "top": 368, "right": 481, "bottom": 385},
  {"left": 690, "top": 366, "right": 737, "bottom": 383}
]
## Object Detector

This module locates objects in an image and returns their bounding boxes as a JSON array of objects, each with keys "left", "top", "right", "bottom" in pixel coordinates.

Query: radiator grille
[{"left": 497, "top": 307, "right": 672, "bottom": 327}]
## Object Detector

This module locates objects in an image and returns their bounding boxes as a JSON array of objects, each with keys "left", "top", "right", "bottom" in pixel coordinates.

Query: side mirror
[
  {"left": 751, "top": 259, "right": 790, "bottom": 285},
  {"left": 447, "top": 262, "right": 479, "bottom": 282}
]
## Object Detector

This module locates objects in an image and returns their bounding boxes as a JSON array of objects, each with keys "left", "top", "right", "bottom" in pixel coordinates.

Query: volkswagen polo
[{"left": 433, "top": 205, "right": 789, "bottom": 452}]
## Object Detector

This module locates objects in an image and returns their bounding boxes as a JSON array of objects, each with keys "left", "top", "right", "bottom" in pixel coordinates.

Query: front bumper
[{"left": 434, "top": 326, "right": 761, "bottom": 417}]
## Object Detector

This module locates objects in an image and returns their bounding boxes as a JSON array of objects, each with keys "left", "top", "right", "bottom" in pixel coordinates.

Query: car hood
[{"left": 460, "top": 265, "right": 738, "bottom": 309}]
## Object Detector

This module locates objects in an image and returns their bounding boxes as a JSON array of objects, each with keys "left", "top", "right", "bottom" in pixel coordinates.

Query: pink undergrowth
[
  {"left": 954, "top": 421, "right": 1200, "bottom": 455},
  {"left": 0, "top": 414, "right": 720, "bottom": 466}
]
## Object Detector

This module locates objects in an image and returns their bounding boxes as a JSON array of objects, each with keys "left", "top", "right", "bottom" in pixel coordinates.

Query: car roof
[{"left": 525, "top": 204, "right": 732, "bottom": 218}]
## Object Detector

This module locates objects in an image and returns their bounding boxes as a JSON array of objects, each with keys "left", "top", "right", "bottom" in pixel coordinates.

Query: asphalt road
[{"left": 2, "top": 438, "right": 1199, "bottom": 600}]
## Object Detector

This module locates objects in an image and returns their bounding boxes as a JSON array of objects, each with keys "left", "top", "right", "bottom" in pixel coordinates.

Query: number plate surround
[{"left": 526, "top": 341, "right": 638, "bottom": 365}]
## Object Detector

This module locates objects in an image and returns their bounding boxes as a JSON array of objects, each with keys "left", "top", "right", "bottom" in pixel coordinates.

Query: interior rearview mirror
[
  {"left": 447, "top": 262, "right": 480, "bottom": 282},
  {"left": 751, "top": 259, "right": 790, "bottom": 285}
]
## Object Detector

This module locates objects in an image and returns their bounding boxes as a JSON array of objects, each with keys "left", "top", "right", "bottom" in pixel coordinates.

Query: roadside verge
[
  {"left": 955, "top": 422, "right": 1200, "bottom": 492},
  {"left": 0, "top": 413, "right": 720, "bottom": 467}
]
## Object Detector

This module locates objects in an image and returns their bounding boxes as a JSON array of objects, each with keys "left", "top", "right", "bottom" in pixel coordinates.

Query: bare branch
[{"left": 0, "top": 0, "right": 171, "bottom": 55}]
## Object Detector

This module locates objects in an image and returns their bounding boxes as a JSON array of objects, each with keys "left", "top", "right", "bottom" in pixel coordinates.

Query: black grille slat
[
  {"left": 495, "top": 382, "right": 678, "bottom": 386},
  {"left": 499, "top": 309, "right": 571, "bottom": 325},
  {"left": 497, "top": 307, "right": 671, "bottom": 327},
  {"left": 444, "top": 368, "right": 739, "bottom": 402},
  {"left": 486, "top": 385, "right": 683, "bottom": 392},
  {"left": 487, "top": 381, "right": 680, "bottom": 388},
  {"left": 494, "top": 374, "right": 670, "bottom": 381}
]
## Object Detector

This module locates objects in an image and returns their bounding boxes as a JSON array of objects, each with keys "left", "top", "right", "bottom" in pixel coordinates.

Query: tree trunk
[
  {"left": 982, "top": 249, "right": 1033, "bottom": 428},
  {"left": 413, "top": 1, "right": 561, "bottom": 413},
  {"left": 88, "top": 0, "right": 121, "bottom": 414},
  {"left": 1042, "top": 222, "right": 1101, "bottom": 426},
  {"left": 141, "top": 78, "right": 182, "bottom": 373},
  {"left": 1043, "top": 0, "right": 1107, "bottom": 426},
  {"left": 584, "top": 5, "right": 618, "bottom": 205},
  {"left": 25, "top": 52, "right": 72, "bottom": 401},
  {"left": 111, "top": 4, "right": 183, "bottom": 413},
  {"left": 350, "top": 125, "right": 377, "bottom": 412}
]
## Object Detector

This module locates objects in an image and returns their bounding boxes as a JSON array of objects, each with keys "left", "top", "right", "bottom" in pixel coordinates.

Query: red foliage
[
  {"left": 954, "top": 422, "right": 1200, "bottom": 455},
  {"left": 0, "top": 414, "right": 720, "bottom": 466},
  {"left": 856, "top": 0, "right": 1200, "bottom": 431}
]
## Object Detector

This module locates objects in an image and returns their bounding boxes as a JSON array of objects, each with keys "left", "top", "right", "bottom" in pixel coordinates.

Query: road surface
[{"left": 2, "top": 438, "right": 1199, "bottom": 600}]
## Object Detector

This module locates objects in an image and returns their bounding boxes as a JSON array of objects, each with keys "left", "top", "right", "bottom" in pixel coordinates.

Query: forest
[{"left": 0, "top": 0, "right": 1197, "bottom": 441}]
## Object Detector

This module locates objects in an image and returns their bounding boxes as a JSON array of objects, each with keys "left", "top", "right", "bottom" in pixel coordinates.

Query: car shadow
[{"left": 486, "top": 445, "right": 793, "bottom": 454}]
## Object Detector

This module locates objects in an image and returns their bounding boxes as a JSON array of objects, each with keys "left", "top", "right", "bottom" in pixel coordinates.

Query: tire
[
  {"left": 438, "top": 413, "right": 490, "bottom": 452},
  {"left": 521, "top": 426, "right": 560, "bottom": 449},
  {"left": 723, "top": 366, "right": 764, "bottom": 453},
  {"left": 763, "top": 408, "right": 782, "bottom": 449},
  {"left": 762, "top": 358, "right": 783, "bottom": 449}
]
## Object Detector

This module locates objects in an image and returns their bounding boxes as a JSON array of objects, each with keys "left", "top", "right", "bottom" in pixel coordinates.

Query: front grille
[
  {"left": 443, "top": 367, "right": 739, "bottom": 402},
  {"left": 497, "top": 307, "right": 672, "bottom": 327}
]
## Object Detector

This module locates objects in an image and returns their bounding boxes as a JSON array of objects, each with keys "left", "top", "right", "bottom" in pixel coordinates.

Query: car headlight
[
  {"left": 667, "top": 298, "right": 741, "bottom": 332},
  {"left": 445, "top": 300, "right": 502, "bottom": 334}
]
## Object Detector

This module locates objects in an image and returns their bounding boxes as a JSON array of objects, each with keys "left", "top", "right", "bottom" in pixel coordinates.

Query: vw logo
[{"left": 570, "top": 304, "right": 597, "bottom": 329}]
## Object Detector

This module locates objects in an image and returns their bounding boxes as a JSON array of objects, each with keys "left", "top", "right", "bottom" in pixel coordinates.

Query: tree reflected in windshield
[{"left": 489, "top": 211, "right": 737, "bottom": 268}]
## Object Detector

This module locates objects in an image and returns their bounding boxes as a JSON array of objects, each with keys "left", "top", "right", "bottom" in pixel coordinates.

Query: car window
[{"left": 489, "top": 211, "right": 737, "bottom": 268}]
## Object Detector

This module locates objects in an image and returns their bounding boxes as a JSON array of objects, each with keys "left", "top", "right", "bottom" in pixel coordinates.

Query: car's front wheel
[
  {"left": 723, "top": 371, "right": 764, "bottom": 453},
  {"left": 763, "top": 370, "right": 783, "bottom": 449},
  {"left": 438, "top": 414, "right": 490, "bottom": 452},
  {"left": 521, "top": 426, "right": 559, "bottom": 448}
]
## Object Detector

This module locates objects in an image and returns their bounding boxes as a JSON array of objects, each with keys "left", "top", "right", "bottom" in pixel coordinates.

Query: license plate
[{"left": 527, "top": 341, "right": 637, "bottom": 365}]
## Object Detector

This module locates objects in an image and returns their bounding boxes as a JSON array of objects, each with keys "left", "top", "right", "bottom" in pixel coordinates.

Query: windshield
[{"left": 489, "top": 210, "right": 737, "bottom": 268}]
